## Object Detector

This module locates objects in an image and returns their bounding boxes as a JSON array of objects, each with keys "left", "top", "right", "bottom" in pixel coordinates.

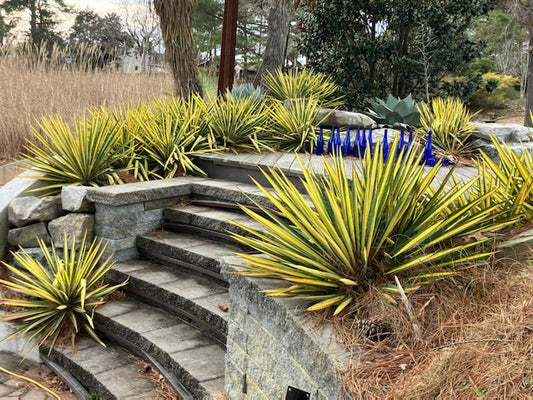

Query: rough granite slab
[{"left": 86, "top": 178, "right": 202, "bottom": 206}]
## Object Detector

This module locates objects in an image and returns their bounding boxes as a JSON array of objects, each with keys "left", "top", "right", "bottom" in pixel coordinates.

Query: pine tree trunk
[
  {"left": 153, "top": 0, "right": 202, "bottom": 97},
  {"left": 29, "top": 0, "right": 37, "bottom": 43},
  {"left": 526, "top": 29, "right": 533, "bottom": 127},
  {"left": 254, "top": 0, "right": 294, "bottom": 86}
]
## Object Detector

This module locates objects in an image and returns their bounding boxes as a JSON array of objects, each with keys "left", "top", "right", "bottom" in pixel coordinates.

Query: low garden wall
[{"left": 223, "top": 261, "right": 350, "bottom": 400}]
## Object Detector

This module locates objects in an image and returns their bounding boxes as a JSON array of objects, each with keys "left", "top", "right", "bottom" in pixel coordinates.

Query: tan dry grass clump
[
  {"left": 337, "top": 256, "right": 533, "bottom": 399},
  {"left": 0, "top": 47, "right": 172, "bottom": 162}
]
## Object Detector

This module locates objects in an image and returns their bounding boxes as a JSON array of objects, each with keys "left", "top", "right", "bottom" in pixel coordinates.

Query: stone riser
[
  {"left": 136, "top": 233, "right": 239, "bottom": 283},
  {"left": 94, "top": 300, "right": 226, "bottom": 399},
  {"left": 106, "top": 267, "right": 227, "bottom": 343}
]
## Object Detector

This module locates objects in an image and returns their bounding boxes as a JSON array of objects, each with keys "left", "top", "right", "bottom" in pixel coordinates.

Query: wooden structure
[{"left": 218, "top": 0, "right": 239, "bottom": 95}]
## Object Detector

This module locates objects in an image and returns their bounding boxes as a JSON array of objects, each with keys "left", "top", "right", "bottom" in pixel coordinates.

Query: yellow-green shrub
[
  {"left": 264, "top": 68, "right": 343, "bottom": 108},
  {"left": 0, "top": 236, "right": 126, "bottom": 353},
  {"left": 207, "top": 96, "right": 268, "bottom": 150},
  {"left": 24, "top": 113, "right": 133, "bottom": 195},
  {"left": 261, "top": 98, "right": 325, "bottom": 153},
  {"left": 417, "top": 97, "right": 477, "bottom": 159},
  {"left": 471, "top": 72, "right": 521, "bottom": 108},
  {"left": 231, "top": 140, "right": 512, "bottom": 314}
]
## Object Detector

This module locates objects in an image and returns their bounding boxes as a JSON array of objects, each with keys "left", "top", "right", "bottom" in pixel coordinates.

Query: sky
[{"left": 68, "top": 0, "right": 134, "bottom": 15}]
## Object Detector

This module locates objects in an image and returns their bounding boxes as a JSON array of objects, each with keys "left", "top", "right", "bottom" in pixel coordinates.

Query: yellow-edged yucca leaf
[
  {"left": 231, "top": 138, "right": 514, "bottom": 313},
  {"left": 23, "top": 113, "right": 132, "bottom": 195},
  {"left": 207, "top": 95, "right": 268, "bottom": 150},
  {"left": 0, "top": 236, "right": 127, "bottom": 354},
  {"left": 417, "top": 97, "right": 477, "bottom": 159},
  {"left": 263, "top": 68, "right": 344, "bottom": 108}
]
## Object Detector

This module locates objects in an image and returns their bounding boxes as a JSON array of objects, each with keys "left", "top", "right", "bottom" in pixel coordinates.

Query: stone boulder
[
  {"left": 473, "top": 123, "right": 532, "bottom": 143},
  {"left": 61, "top": 186, "right": 94, "bottom": 212},
  {"left": 8, "top": 196, "right": 63, "bottom": 228},
  {"left": 7, "top": 222, "right": 50, "bottom": 248},
  {"left": 317, "top": 109, "right": 376, "bottom": 128},
  {"left": 48, "top": 213, "right": 95, "bottom": 248}
]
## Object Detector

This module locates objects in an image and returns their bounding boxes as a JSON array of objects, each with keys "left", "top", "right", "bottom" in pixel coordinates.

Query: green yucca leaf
[
  {"left": 0, "top": 236, "right": 127, "bottom": 355},
  {"left": 231, "top": 138, "right": 514, "bottom": 314},
  {"left": 264, "top": 68, "right": 344, "bottom": 109}
]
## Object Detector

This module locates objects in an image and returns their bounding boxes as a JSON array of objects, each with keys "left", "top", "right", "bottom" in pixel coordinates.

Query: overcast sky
[{"left": 68, "top": 0, "right": 128, "bottom": 14}]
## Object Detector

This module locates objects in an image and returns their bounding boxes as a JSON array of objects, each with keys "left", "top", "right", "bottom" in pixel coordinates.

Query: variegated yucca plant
[
  {"left": 24, "top": 113, "right": 132, "bottom": 195},
  {"left": 132, "top": 105, "right": 214, "bottom": 180},
  {"left": 476, "top": 136, "right": 533, "bottom": 222},
  {"left": 262, "top": 98, "right": 326, "bottom": 153},
  {"left": 207, "top": 95, "right": 268, "bottom": 151},
  {"left": 231, "top": 139, "right": 513, "bottom": 314},
  {"left": 417, "top": 97, "right": 477, "bottom": 159},
  {"left": 264, "top": 68, "right": 344, "bottom": 108},
  {"left": 0, "top": 236, "right": 126, "bottom": 354}
]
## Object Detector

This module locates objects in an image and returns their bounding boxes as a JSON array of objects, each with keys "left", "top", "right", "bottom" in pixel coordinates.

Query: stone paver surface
[{"left": 0, "top": 351, "right": 75, "bottom": 400}]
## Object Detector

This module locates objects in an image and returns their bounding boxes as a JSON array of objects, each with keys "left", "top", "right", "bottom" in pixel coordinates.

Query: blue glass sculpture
[
  {"left": 334, "top": 127, "right": 342, "bottom": 154},
  {"left": 396, "top": 129, "right": 405, "bottom": 158},
  {"left": 327, "top": 127, "right": 335, "bottom": 155},
  {"left": 368, "top": 128, "right": 373, "bottom": 156},
  {"left": 352, "top": 127, "right": 361, "bottom": 157},
  {"left": 342, "top": 127, "right": 351, "bottom": 157},
  {"left": 383, "top": 129, "right": 389, "bottom": 161},
  {"left": 316, "top": 126, "right": 324, "bottom": 155}
]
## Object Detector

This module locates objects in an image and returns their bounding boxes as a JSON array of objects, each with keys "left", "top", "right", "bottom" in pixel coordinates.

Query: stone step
[
  {"left": 42, "top": 337, "right": 162, "bottom": 399},
  {"left": 163, "top": 204, "right": 265, "bottom": 245},
  {"left": 95, "top": 299, "right": 226, "bottom": 399},
  {"left": 137, "top": 230, "right": 242, "bottom": 283},
  {"left": 107, "top": 258, "right": 229, "bottom": 343}
]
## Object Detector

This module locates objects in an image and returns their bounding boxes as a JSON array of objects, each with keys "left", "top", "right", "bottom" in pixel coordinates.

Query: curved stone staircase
[{"left": 40, "top": 181, "right": 268, "bottom": 399}]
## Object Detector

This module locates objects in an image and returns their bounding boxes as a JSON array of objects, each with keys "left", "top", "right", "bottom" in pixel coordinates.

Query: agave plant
[
  {"left": 227, "top": 83, "right": 265, "bottom": 103},
  {"left": 417, "top": 97, "right": 477, "bottom": 159},
  {"left": 0, "top": 236, "right": 126, "bottom": 353},
  {"left": 231, "top": 139, "right": 512, "bottom": 314},
  {"left": 263, "top": 68, "right": 343, "bottom": 109},
  {"left": 262, "top": 98, "right": 326, "bottom": 153},
  {"left": 133, "top": 107, "right": 213, "bottom": 180},
  {"left": 24, "top": 114, "right": 132, "bottom": 195},
  {"left": 367, "top": 94, "right": 422, "bottom": 128}
]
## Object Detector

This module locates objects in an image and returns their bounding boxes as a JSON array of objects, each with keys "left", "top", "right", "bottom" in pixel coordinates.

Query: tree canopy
[{"left": 298, "top": 0, "right": 492, "bottom": 109}]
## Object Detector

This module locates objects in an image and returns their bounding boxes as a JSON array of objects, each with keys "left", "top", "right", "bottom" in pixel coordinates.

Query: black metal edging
[
  {"left": 96, "top": 325, "right": 194, "bottom": 400},
  {"left": 39, "top": 353, "right": 90, "bottom": 400},
  {"left": 139, "top": 248, "right": 226, "bottom": 283}
]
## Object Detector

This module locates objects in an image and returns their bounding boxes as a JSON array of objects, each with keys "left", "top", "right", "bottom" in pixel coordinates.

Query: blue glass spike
[
  {"left": 316, "top": 126, "right": 324, "bottom": 155},
  {"left": 342, "top": 127, "right": 351, "bottom": 157},
  {"left": 335, "top": 128, "right": 342, "bottom": 154},
  {"left": 327, "top": 127, "right": 335, "bottom": 155},
  {"left": 368, "top": 128, "right": 373, "bottom": 156},
  {"left": 397, "top": 129, "right": 405, "bottom": 157},
  {"left": 383, "top": 129, "right": 389, "bottom": 162},
  {"left": 425, "top": 156, "right": 438, "bottom": 167},
  {"left": 353, "top": 127, "right": 361, "bottom": 157},
  {"left": 441, "top": 157, "right": 454, "bottom": 166},
  {"left": 406, "top": 130, "right": 413, "bottom": 152},
  {"left": 423, "top": 131, "right": 433, "bottom": 162},
  {"left": 361, "top": 128, "right": 367, "bottom": 156}
]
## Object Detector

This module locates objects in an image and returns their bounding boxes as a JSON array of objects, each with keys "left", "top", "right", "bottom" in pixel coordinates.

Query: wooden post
[{"left": 218, "top": 0, "right": 239, "bottom": 95}]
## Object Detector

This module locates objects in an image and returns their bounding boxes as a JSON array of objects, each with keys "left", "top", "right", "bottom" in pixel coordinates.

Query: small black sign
[{"left": 286, "top": 386, "right": 311, "bottom": 400}]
